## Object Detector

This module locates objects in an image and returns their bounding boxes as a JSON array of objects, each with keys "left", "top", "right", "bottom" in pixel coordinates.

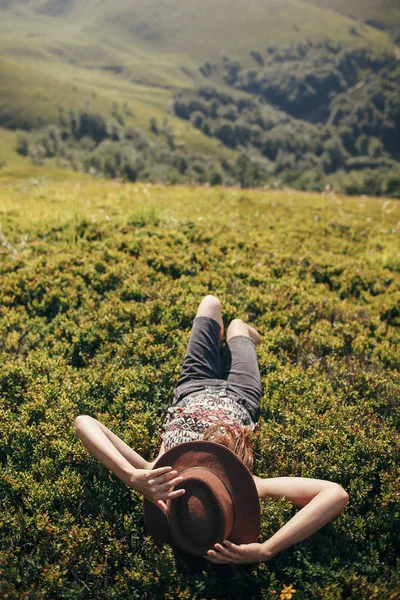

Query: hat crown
[
  {"left": 143, "top": 441, "right": 261, "bottom": 556},
  {"left": 167, "top": 467, "right": 234, "bottom": 555}
]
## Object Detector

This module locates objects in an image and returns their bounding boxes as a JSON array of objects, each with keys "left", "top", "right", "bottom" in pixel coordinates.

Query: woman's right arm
[
  {"left": 74, "top": 415, "right": 185, "bottom": 514},
  {"left": 75, "top": 415, "right": 151, "bottom": 476}
]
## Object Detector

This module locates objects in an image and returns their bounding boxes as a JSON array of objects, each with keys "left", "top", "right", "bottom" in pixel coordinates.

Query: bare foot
[{"left": 246, "top": 324, "right": 261, "bottom": 345}]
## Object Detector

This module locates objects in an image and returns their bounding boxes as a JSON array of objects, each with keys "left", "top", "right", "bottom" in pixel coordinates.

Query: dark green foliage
[
  {"left": 149, "top": 117, "right": 159, "bottom": 134},
  {"left": 236, "top": 153, "right": 271, "bottom": 188},
  {"left": 68, "top": 108, "right": 108, "bottom": 144},
  {"left": 18, "top": 108, "right": 246, "bottom": 186},
  {"left": 16, "top": 133, "right": 29, "bottom": 156},
  {"left": 199, "top": 61, "right": 217, "bottom": 78},
  {"left": 171, "top": 40, "right": 400, "bottom": 195},
  {"left": 250, "top": 50, "right": 264, "bottom": 66},
  {"left": 217, "top": 43, "right": 393, "bottom": 121}
]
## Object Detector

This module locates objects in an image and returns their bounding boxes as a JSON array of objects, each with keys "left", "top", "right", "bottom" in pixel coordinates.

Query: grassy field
[{"left": 0, "top": 172, "right": 399, "bottom": 598}]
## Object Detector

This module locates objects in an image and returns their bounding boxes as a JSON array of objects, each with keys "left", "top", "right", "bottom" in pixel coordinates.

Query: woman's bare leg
[
  {"left": 174, "top": 295, "right": 224, "bottom": 397},
  {"left": 196, "top": 295, "right": 224, "bottom": 340},
  {"left": 226, "top": 319, "right": 261, "bottom": 345},
  {"left": 223, "top": 319, "right": 263, "bottom": 421}
]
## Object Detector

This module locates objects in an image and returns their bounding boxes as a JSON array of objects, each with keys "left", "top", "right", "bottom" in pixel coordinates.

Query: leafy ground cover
[{"left": 0, "top": 176, "right": 399, "bottom": 598}]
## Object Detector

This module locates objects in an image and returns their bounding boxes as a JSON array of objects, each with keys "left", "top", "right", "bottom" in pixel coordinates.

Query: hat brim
[{"left": 143, "top": 441, "right": 260, "bottom": 554}]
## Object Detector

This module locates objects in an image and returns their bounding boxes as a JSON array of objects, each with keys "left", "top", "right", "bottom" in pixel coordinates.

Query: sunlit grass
[{"left": 0, "top": 172, "right": 399, "bottom": 598}]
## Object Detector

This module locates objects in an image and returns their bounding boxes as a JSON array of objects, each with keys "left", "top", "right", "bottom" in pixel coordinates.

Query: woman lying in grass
[{"left": 75, "top": 295, "right": 349, "bottom": 563}]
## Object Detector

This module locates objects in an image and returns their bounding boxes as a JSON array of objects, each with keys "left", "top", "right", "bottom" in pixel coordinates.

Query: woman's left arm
[
  {"left": 205, "top": 477, "right": 349, "bottom": 564},
  {"left": 256, "top": 477, "right": 349, "bottom": 560}
]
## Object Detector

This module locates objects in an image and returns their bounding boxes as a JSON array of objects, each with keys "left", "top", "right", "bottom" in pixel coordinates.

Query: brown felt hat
[{"left": 143, "top": 441, "right": 260, "bottom": 557}]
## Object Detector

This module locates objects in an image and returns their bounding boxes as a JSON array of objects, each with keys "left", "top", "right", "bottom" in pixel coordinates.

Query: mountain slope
[
  {"left": 0, "top": 0, "right": 397, "bottom": 166},
  {"left": 0, "top": 54, "right": 230, "bottom": 162},
  {"left": 304, "top": 0, "right": 400, "bottom": 35},
  {"left": 1, "top": 0, "right": 394, "bottom": 71}
]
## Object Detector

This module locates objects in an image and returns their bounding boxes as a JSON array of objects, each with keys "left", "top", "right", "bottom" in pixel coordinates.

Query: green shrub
[{"left": 0, "top": 181, "right": 399, "bottom": 598}]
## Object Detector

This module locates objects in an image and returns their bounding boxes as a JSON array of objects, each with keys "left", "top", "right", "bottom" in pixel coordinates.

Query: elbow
[
  {"left": 331, "top": 483, "right": 349, "bottom": 507},
  {"left": 74, "top": 414, "right": 92, "bottom": 434},
  {"left": 341, "top": 488, "right": 350, "bottom": 506}
]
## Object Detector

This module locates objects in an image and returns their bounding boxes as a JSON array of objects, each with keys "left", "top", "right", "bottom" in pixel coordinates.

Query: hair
[{"left": 202, "top": 421, "right": 254, "bottom": 471}]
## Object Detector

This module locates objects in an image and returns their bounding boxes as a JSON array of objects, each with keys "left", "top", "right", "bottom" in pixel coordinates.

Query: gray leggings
[{"left": 173, "top": 316, "right": 263, "bottom": 422}]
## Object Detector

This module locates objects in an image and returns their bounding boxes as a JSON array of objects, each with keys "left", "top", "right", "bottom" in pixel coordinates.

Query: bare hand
[
  {"left": 131, "top": 466, "right": 185, "bottom": 515},
  {"left": 204, "top": 540, "right": 266, "bottom": 564}
]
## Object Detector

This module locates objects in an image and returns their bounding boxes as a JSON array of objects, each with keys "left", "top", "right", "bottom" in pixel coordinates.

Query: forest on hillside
[
  {"left": 173, "top": 41, "right": 400, "bottom": 196},
  {"left": 13, "top": 40, "right": 400, "bottom": 197},
  {"left": 14, "top": 108, "right": 236, "bottom": 187}
]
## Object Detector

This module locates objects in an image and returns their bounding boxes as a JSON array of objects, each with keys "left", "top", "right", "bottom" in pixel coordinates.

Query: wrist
[
  {"left": 127, "top": 467, "right": 139, "bottom": 488},
  {"left": 260, "top": 540, "right": 276, "bottom": 561}
]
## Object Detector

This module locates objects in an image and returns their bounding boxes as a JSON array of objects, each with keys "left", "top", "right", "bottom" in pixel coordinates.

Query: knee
[
  {"left": 74, "top": 414, "right": 91, "bottom": 432},
  {"left": 200, "top": 295, "right": 222, "bottom": 310},
  {"left": 228, "top": 318, "right": 244, "bottom": 328},
  {"left": 196, "top": 295, "right": 223, "bottom": 336},
  {"left": 227, "top": 319, "right": 245, "bottom": 333},
  {"left": 227, "top": 319, "right": 247, "bottom": 339}
]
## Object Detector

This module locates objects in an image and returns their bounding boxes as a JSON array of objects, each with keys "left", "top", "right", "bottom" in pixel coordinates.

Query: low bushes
[{"left": 0, "top": 180, "right": 399, "bottom": 598}]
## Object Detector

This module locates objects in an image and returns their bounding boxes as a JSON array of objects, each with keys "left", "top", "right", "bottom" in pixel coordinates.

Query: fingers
[
  {"left": 148, "top": 470, "right": 179, "bottom": 485},
  {"left": 150, "top": 487, "right": 186, "bottom": 504},
  {"left": 148, "top": 471, "right": 181, "bottom": 487},
  {"left": 154, "top": 489, "right": 184, "bottom": 515},
  {"left": 158, "top": 475, "right": 184, "bottom": 490},
  {"left": 149, "top": 469, "right": 186, "bottom": 491},
  {"left": 155, "top": 488, "right": 185, "bottom": 501},
  {"left": 214, "top": 543, "right": 236, "bottom": 560},
  {"left": 149, "top": 466, "right": 173, "bottom": 478},
  {"left": 223, "top": 540, "right": 240, "bottom": 552},
  {"left": 167, "top": 488, "right": 186, "bottom": 499},
  {"left": 203, "top": 541, "right": 241, "bottom": 564},
  {"left": 212, "top": 545, "right": 234, "bottom": 560},
  {"left": 156, "top": 500, "right": 168, "bottom": 516},
  {"left": 149, "top": 476, "right": 185, "bottom": 496},
  {"left": 204, "top": 550, "right": 233, "bottom": 564}
]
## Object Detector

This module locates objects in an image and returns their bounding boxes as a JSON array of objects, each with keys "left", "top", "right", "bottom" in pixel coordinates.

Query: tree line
[
  {"left": 14, "top": 39, "right": 400, "bottom": 196},
  {"left": 174, "top": 41, "right": 400, "bottom": 197},
  {"left": 15, "top": 107, "right": 255, "bottom": 186}
]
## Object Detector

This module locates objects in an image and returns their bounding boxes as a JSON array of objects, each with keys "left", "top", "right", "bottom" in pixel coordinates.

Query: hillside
[
  {"left": 0, "top": 51, "right": 231, "bottom": 161},
  {"left": 0, "top": 0, "right": 398, "bottom": 195},
  {"left": 304, "top": 0, "right": 400, "bottom": 37},
  {"left": 0, "top": 0, "right": 395, "bottom": 132},
  {"left": 1, "top": 0, "right": 395, "bottom": 67},
  {"left": 0, "top": 176, "right": 399, "bottom": 598}
]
